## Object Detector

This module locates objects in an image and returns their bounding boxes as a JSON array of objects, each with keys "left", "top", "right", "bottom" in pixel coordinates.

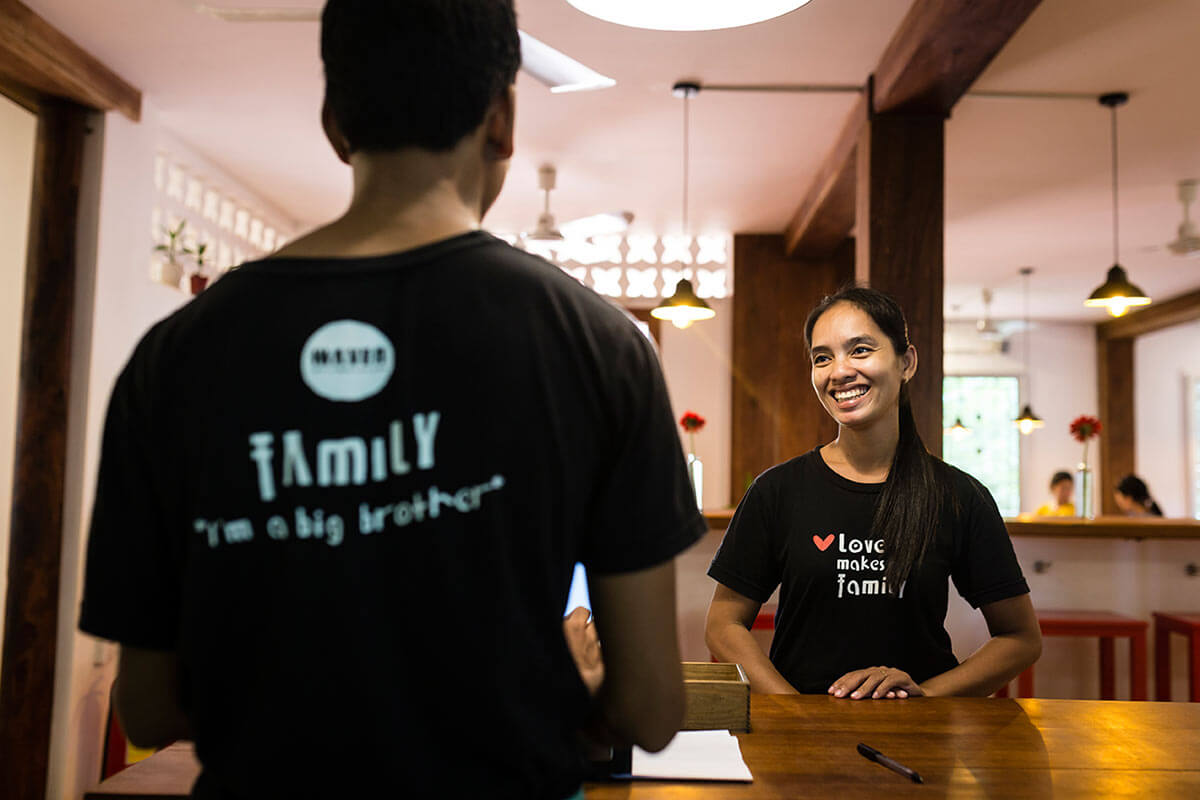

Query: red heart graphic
[{"left": 813, "top": 534, "right": 834, "bottom": 552}]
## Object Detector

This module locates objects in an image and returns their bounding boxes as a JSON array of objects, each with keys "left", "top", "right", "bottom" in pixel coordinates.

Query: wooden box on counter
[{"left": 682, "top": 662, "right": 750, "bottom": 732}]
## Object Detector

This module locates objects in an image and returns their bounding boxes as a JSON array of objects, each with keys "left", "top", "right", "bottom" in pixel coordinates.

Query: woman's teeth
[{"left": 834, "top": 387, "right": 868, "bottom": 402}]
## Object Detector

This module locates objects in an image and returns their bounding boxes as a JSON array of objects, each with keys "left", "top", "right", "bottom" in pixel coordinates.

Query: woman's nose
[{"left": 829, "top": 356, "right": 856, "bottom": 380}]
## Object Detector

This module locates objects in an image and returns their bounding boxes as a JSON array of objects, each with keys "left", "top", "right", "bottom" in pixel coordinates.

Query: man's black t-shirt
[
  {"left": 708, "top": 448, "right": 1028, "bottom": 694},
  {"left": 79, "top": 232, "right": 706, "bottom": 799}
]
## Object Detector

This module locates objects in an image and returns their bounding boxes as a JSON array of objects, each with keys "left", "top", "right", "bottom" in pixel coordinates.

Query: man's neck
[{"left": 273, "top": 148, "right": 485, "bottom": 260}]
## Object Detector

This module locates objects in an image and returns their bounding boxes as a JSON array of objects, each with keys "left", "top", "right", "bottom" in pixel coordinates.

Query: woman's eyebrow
[{"left": 812, "top": 336, "right": 878, "bottom": 352}]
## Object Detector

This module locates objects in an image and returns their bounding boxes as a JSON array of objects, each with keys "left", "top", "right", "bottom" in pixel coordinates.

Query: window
[{"left": 943, "top": 376, "right": 1020, "bottom": 516}]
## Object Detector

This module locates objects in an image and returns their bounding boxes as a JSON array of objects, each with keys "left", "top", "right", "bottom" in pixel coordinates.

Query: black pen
[{"left": 857, "top": 743, "right": 923, "bottom": 784}]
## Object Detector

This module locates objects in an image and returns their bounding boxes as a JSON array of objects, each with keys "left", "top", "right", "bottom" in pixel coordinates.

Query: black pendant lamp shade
[{"left": 651, "top": 278, "right": 715, "bottom": 328}]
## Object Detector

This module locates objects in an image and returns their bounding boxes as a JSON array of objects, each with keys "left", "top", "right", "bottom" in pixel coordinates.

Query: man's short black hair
[{"left": 321, "top": 0, "right": 521, "bottom": 154}]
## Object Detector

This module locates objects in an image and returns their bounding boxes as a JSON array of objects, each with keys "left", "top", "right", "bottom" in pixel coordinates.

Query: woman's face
[
  {"left": 1052, "top": 479, "right": 1074, "bottom": 505},
  {"left": 809, "top": 302, "right": 916, "bottom": 430},
  {"left": 1113, "top": 490, "right": 1139, "bottom": 514}
]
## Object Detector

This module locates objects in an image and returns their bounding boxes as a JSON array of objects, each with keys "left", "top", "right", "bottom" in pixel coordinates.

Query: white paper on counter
[{"left": 631, "top": 730, "right": 753, "bottom": 782}]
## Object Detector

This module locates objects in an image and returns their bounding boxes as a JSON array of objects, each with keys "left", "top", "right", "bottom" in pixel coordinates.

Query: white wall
[
  {"left": 656, "top": 301, "right": 733, "bottom": 660},
  {"left": 0, "top": 94, "right": 37, "bottom": 665},
  {"left": 1135, "top": 320, "right": 1200, "bottom": 517}
]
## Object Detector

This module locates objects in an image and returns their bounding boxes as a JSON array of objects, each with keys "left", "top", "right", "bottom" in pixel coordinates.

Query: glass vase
[
  {"left": 687, "top": 453, "right": 703, "bottom": 511},
  {"left": 1075, "top": 463, "right": 1094, "bottom": 519}
]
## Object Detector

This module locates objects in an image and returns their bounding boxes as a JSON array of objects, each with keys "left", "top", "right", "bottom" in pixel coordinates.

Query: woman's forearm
[
  {"left": 920, "top": 631, "right": 1042, "bottom": 697},
  {"left": 705, "top": 622, "right": 798, "bottom": 694}
]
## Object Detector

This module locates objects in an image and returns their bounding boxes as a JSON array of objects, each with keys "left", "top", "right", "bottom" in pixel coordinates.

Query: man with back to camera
[{"left": 78, "top": 2, "right": 707, "bottom": 797}]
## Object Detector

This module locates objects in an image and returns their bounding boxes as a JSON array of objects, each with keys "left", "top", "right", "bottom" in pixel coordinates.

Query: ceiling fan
[
  {"left": 187, "top": 3, "right": 616, "bottom": 93},
  {"left": 1167, "top": 179, "right": 1200, "bottom": 258},
  {"left": 975, "top": 288, "right": 1028, "bottom": 343},
  {"left": 523, "top": 164, "right": 633, "bottom": 245}
]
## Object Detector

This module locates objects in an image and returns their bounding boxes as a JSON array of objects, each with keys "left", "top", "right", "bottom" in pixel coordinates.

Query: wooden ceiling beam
[
  {"left": 782, "top": 94, "right": 865, "bottom": 259},
  {"left": 783, "top": 0, "right": 1042, "bottom": 258},
  {"left": 0, "top": 1, "right": 140, "bottom": 120},
  {"left": 1096, "top": 286, "right": 1200, "bottom": 341}
]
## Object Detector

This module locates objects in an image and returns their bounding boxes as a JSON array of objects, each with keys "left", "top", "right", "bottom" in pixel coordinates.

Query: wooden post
[
  {"left": 0, "top": 97, "right": 87, "bottom": 800},
  {"left": 855, "top": 109, "right": 946, "bottom": 457}
]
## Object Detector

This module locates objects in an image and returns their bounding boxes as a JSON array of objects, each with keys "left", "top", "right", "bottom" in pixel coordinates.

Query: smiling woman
[{"left": 705, "top": 286, "right": 1042, "bottom": 702}]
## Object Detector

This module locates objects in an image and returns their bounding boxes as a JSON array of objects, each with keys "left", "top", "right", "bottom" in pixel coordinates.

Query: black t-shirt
[
  {"left": 79, "top": 231, "right": 706, "bottom": 799},
  {"left": 708, "top": 448, "right": 1028, "bottom": 694}
]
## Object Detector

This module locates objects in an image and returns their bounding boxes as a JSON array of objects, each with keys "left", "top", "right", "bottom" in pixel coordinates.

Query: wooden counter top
[
  {"left": 702, "top": 509, "right": 1200, "bottom": 540},
  {"left": 86, "top": 694, "right": 1200, "bottom": 798}
]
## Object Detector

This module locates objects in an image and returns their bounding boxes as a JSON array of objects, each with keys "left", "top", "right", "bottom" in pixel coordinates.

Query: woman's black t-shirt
[{"left": 708, "top": 448, "right": 1029, "bottom": 694}]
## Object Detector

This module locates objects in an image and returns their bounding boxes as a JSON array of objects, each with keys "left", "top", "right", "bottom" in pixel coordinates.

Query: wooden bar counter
[
  {"left": 702, "top": 510, "right": 1200, "bottom": 540},
  {"left": 87, "top": 694, "right": 1200, "bottom": 798}
]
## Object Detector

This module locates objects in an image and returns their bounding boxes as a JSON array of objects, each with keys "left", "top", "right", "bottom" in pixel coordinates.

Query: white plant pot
[{"left": 159, "top": 259, "right": 184, "bottom": 289}]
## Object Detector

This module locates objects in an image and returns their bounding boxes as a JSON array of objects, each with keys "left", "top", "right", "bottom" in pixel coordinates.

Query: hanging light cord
[
  {"left": 682, "top": 90, "right": 690, "bottom": 236},
  {"left": 1022, "top": 268, "right": 1032, "bottom": 397},
  {"left": 1110, "top": 102, "right": 1120, "bottom": 264}
]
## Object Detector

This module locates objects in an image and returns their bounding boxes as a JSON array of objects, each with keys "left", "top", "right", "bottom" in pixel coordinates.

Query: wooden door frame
[{"left": 0, "top": 4, "right": 140, "bottom": 798}]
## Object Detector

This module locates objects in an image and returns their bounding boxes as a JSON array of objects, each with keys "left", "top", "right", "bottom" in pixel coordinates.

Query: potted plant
[
  {"left": 155, "top": 219, "right": 189, "bottom": 289},
  {"left": 190, "top": 242, "right": 210, "bottom": 295}
]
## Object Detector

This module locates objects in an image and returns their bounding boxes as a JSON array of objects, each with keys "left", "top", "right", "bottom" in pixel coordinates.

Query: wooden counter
[
  {"left": 703, "top": 509, "right": 1200, "bottom": 540},
  {"left": 86, "top": 695, "right": 1200, "bottom": 798}
]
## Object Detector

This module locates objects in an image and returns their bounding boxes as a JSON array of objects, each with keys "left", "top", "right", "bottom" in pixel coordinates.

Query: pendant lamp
[
  {"left": 652, "top": 82, "right": 715, "bottom": 330},
  {"left": 1014, "top": 267, "right": 1044, "bottom": 435},
  {"left": 1084, "top": 93, "right": 1151, "bottom": 317},
  {"left": 945, "top": 417, "right": 972, "bottom": 440}
]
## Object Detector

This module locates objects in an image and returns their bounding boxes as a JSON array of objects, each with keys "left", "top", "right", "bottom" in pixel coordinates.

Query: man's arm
[
  {"left": 113, "top": 645, "right": 192, "bottom": 748},
  {"left": 587, "top": 559, "right": 685, "bottom": 753},
  {"left": 705, "top": 583, "right": 798, "bottom": 694}
]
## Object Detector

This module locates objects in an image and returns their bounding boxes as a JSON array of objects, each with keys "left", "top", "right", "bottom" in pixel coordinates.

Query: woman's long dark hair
[
  {"left": 1116, "top": 474, "right": 1163, "bottom": 516},
  {"left": 804, "top": 286, "right": 948, "bottom": 594}
]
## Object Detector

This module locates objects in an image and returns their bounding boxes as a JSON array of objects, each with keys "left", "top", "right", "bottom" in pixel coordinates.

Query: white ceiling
[{"left": 22, "top": 0, "right": 1200, "bottom": 323}]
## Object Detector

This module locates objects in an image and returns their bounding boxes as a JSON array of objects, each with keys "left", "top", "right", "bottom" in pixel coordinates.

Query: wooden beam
[
  {"left": 783, "top": 0, "right": 1042, "bottom": 257},
  {"left": 873, "top": 0, "right": 1042, "bottom": 114},
  {"left": 0, "top": 97, "right": 87, "bottom": 800},
  {"left": 1096, "top": 335, "right": 1134, "bottom": 516},
  {"left": 1096, "top": 286, "right": 1200, "bottom": 342},
  {"left": 0, "top": 1, "right": 140, "bottom": 120},
  {"left": 782, "top": 94, "right": 865, "bottom": 258}
]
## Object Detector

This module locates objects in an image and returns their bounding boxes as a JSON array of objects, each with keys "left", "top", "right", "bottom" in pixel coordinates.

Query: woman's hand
[
  {"left": 828, "top": 666, "right": 925, "bottom": 699},
  {"left": 564, "top": 606, "right": 605, "bottom": 696}
]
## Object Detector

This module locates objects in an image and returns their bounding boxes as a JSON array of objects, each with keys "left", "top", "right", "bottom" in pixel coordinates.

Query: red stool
[
  {"left": 1009, "top": 610, "right": 1147, "bottom": 700},
  {"left": 1152, "top": 612, "right": 1200, "bottom": 702}
]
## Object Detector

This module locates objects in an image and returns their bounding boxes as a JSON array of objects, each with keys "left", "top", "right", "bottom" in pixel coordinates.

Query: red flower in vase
[
  {"left": 679, "top": 412, "right": 706, "bottom": 433},
  {"left": 1069, "top": 415, "right": 1102, "bottom": 443}
]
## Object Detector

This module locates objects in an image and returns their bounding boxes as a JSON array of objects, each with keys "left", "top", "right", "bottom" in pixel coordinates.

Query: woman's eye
[
  {"left": 813, "top": 355, "right": 829, "bottom": 366},
  {"left": 852, "top": 346, "right": 872, "bottom": 356}
]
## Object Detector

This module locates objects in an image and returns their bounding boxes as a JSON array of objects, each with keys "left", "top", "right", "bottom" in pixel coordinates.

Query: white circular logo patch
[{"left": 300, "top": 320, "right": 395, "bottom": 402}]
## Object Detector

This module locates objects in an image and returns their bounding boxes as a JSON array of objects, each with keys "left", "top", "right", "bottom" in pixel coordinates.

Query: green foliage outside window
[{"left": 942, "top": 376, "right": 1020, "bottom": 517}]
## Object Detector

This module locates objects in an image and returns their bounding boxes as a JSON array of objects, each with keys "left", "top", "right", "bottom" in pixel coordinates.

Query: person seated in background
[
  {"left": 1035, "top": 471, "right": 1075, "bottom": 516},
  {"left": 1114, "top": 474, "right": 1164, "bottom": 517}
]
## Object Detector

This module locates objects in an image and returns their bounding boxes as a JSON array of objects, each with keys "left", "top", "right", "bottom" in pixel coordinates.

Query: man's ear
[
  {"left": 483, "top": 86, "right": 516, "bottom": 161},
  {"left": 322, "top": 100, "right": 352, "bottom": 165}
]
